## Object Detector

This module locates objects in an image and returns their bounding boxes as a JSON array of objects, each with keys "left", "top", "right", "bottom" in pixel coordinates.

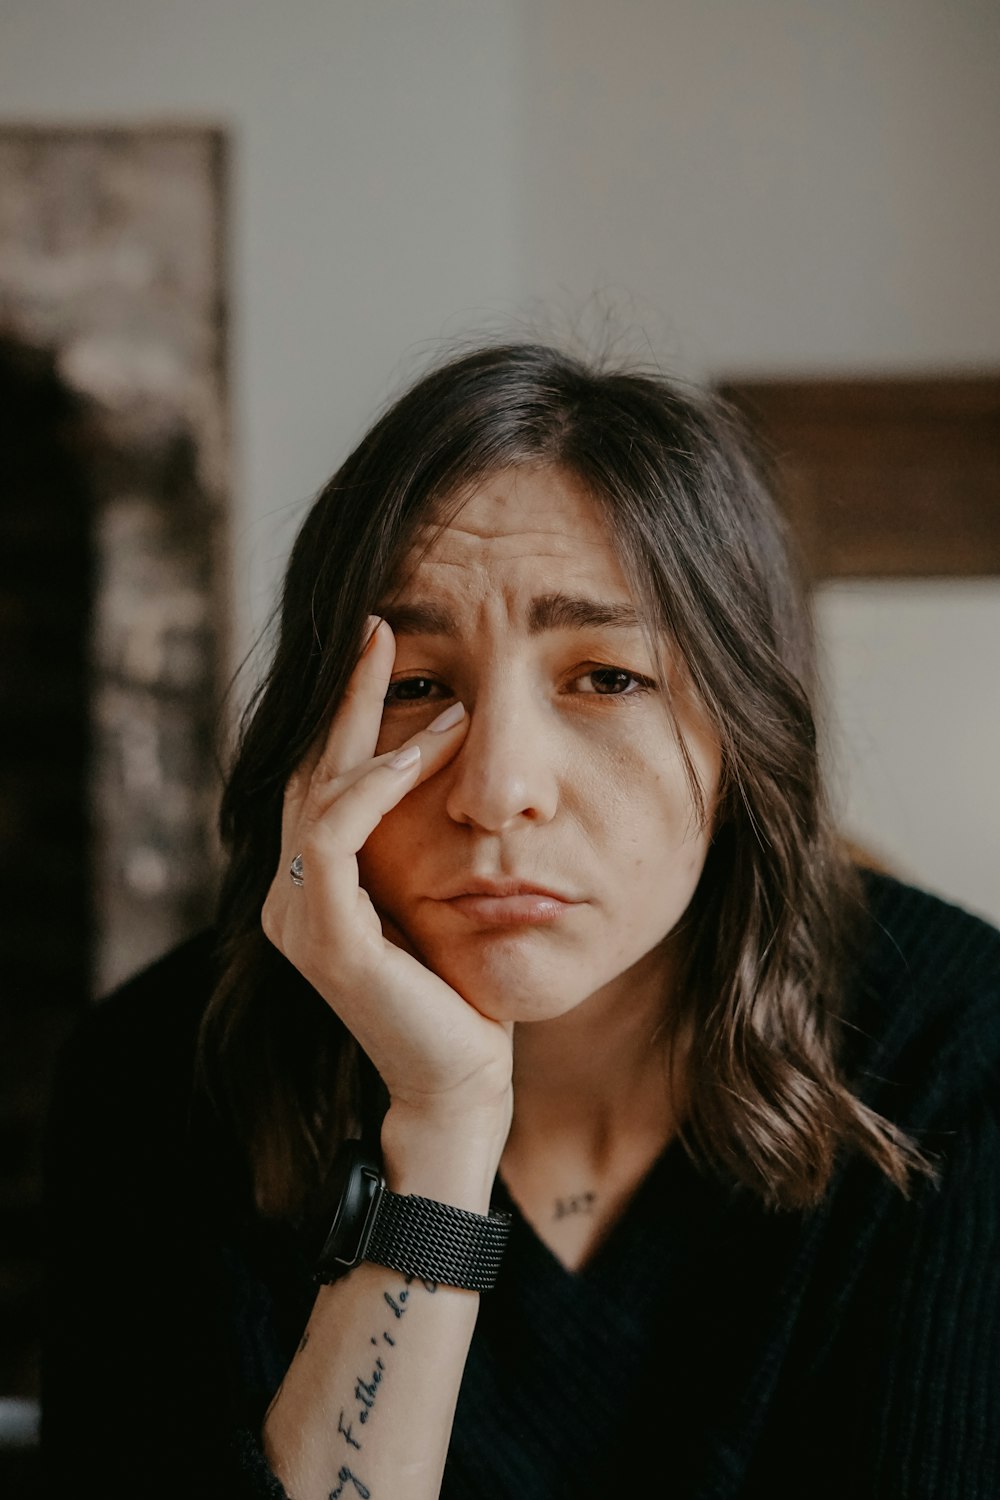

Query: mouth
[{"left": 437, "top": 878, "right": 581, "bottom": 928}]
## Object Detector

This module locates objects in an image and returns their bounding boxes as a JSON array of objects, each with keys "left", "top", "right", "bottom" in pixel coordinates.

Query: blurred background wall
[{"left": 1, "top": 0, "right": 997, "bottom": 919}]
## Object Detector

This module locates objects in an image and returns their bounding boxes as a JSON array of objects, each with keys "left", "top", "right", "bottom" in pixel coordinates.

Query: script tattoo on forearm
[
  {"left": 328, "top": 1464, "right": 371, "bottom": 1498},
  {"left": 331, "top": 1273, "right": 438, "bottom": 1496}
]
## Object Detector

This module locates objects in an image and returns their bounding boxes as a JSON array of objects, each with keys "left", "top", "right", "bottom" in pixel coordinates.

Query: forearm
[
  {"left": 263, "top": 1265, "right": 478, "bottom": 1500},
  {"left": 262, "top": 1116, "right": 508, "bottom": 1500}
]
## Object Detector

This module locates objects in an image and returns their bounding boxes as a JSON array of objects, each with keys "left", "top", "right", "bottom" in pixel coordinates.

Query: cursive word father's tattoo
[
  {"left": 333, "top": 1272, "right": 438, "bottom": 1487},
  {"left": 329, "top": 1464, "right": 371, "bottom": 1498}
]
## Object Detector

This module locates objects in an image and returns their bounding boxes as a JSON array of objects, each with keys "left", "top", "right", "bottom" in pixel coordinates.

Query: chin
[{"left": 418, "top": 933, "right": 610, "bottom": 1025}]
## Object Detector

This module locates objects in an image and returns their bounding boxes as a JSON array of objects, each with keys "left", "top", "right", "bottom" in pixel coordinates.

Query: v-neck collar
[
  {"left": 451, "top": 1133, "right": 814, "bottom": 1499},
  {"left": 491, "top": 1132, "right": 717, "bottom": 1291}
]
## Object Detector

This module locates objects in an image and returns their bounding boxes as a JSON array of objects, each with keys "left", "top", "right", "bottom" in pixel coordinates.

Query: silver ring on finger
[{"left": 289, "top": 853, "right": 305, "bottom": 887}]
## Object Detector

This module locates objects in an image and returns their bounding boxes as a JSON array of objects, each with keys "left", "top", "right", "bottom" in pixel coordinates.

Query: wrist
[
  {"left": 314, "top": 1136, "right": 512, "bottom": 1292},
  {"left": 379, "top": 1101, "right": 511, "bottom": 1213}
]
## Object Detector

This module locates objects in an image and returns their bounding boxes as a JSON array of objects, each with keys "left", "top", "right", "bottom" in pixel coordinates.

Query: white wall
[
  {"left": 512, "top": 0, "right": 1000, "bottom": 925},
  {"left": 2, "top": 0, "right": 998, "bottom": 922},
  {"left": 816, "top": 581, "right": 1000, "bottom": 922},
  {"left": 516, "top": 0, "right": 1000, "bottom": 377},
  {"left": 0, "top": 0, "right": 525, "bottom": 655}
]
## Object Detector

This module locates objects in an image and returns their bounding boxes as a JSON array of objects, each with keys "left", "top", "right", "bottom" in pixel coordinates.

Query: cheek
[
  {"left": 580, "top": 731, "right": 712, "bottom": 855},
  {"left": 356, "top": 797, "right": 422, "bottom": 905},
  {"left": 373, "top": 708, "right": 430, "bottom": 758}
]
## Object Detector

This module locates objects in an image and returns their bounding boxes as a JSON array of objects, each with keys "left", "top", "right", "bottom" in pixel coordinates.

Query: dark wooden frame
[{"left": 714, "top": 374, "right": 1000, "bottom": 579}]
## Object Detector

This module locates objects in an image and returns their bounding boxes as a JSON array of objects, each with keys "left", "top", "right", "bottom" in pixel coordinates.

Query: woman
[{"left": 42, "top": 341, "right": 1000, "bottom": 1499}]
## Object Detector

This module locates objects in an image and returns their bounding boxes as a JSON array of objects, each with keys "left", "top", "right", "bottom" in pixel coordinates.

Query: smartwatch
[{"left": 315, "top": 1139, "right": 512, "bottom": 1293}]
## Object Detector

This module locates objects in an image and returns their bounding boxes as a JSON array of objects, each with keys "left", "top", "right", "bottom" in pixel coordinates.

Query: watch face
[{"left": 317, "top": 1140, "right": 383, "bottom": 1273}]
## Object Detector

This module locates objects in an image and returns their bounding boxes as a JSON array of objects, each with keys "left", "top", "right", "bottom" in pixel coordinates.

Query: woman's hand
[{"left": 262, "top": 618, "right": 514, "bottom": 1140}]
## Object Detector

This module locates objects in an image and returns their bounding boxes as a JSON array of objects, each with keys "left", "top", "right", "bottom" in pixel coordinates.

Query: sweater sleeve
[
  {"left": 739, "top": 890, "right": 1000, "bottom": 1500},
  {"left": 846, "top": 895, "right": 1000, "bottom": 1499},
  {"left": 752, "top": 1029, "right": 1000, "bottom": 1499},
  {"left": 39, "top": 972, "right": 291, "bottom": 1500},
  {"left": 858, "top": 1078, "right": 1000, "bottom": 1498}
]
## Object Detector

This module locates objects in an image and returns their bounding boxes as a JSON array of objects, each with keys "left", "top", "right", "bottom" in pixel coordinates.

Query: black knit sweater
[{"left": 40, "top": 872, "right": 1000, "bottom": 1498}]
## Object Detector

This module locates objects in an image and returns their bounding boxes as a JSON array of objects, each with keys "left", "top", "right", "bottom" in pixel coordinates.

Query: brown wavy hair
[{"left": 198, "top": 339, "right": 938, "bottom": 1221}]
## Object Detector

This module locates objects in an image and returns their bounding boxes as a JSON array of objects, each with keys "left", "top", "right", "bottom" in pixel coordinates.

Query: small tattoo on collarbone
[{"left": 554, "top": 1191, "right": 597, "bottom": 1220}]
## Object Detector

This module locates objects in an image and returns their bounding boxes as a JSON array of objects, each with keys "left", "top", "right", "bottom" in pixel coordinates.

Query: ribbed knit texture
[{"left": 40, "top": 872, "right": 1000, "bottom": 1498}]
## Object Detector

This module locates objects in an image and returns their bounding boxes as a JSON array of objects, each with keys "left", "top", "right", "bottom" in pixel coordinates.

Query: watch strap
[{"left": 367, "top": 1190, "right": 511, "bottom": 1292}]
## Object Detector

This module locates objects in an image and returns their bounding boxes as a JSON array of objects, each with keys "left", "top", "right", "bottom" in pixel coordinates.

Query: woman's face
[{"left": 358, "top": 465, "right": 722, "bottom": 1027}]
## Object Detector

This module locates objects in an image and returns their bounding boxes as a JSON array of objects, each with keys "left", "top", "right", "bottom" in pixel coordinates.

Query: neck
[
  {"left": 498, "top": 959, "right": 692, "bottom": 1272},
  {"left": 505, "top": 948, "right": 691, "bottom": 1161}
]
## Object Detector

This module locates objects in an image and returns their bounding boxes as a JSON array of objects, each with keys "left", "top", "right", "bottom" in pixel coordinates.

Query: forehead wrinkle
[
  {"left": 419, "top": 519, "right": 614, "bottom": 561},
  {"left": 386, "top": 472, "right": 643, "bottom": 638},
  {"left": 377, "top": 589, "right": 643, "bottom": 640},
  {"left": 432, "top": 517, "right": 605, "bottom": 547},
  {"left": 416, "top": 484, "right": 614, "bottom": 554},
  {"left": 412, "top": 529, "right": 611, "bottom": 583}
]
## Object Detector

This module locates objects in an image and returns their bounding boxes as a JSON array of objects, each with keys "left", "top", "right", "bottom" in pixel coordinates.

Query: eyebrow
[{"left": 376, "top": 591, "right": 643, "bottom": 637}]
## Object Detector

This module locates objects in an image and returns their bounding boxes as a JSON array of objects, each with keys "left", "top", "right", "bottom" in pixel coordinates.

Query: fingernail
[
  {"left": 428, "top": 702, "right": 466, "bottom": 733},
  {"left": 388, "top": 744, "right": 421, "bottom": 770},
  {"left": 362, "top": 615, "right": 383, "bottom": 651}
]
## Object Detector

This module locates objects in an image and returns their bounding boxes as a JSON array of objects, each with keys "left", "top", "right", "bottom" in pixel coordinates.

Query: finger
[
  {"left": 278, "top": 694, "right": 467, "bottom": 919},
  {"left": 315, "top": 616, "right": 395, "bottom": 781},
  {"left": 279, "top": 616, "right": 388, "bottom": 846},
  {"left": 314, "top": 695, "right": 469, "bottom": 814},
  {"left": 298, "top": 706, "right": 469, "bottom": 916},
  {"left": 295, "top": 748, "right": 425, "bottom": 938}
]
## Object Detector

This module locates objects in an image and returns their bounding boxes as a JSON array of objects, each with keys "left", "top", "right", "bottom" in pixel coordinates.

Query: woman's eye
[
  {"left": 575, "top": 666, "right": 653, "bottom": 696},
  {"left": 384, "top": 676, "right": 446, "bottom": 706},
  {"left": 385, "top": 667, "right": 655, "bottom": 705}
]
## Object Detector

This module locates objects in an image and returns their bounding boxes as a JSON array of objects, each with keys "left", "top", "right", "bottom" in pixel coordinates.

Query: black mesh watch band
[
  {"left": 366, "top": 1191, "right": 512, "bottom": 1292},
  {"left": 314, "top": 1140, "right": 512, "bottom": 1293}
]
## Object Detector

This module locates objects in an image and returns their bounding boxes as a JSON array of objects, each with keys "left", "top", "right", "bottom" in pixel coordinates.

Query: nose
[{"left": 444, "top": 682, "right": 559, "bottom": 833}]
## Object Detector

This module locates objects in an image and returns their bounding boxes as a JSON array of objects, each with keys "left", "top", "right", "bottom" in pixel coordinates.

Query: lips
[
  {"left": 437, "top": 876, "right": 578, "bottom": 902},
  {"left": 436, "top": 877, "right": 581, "bottom": 928}
]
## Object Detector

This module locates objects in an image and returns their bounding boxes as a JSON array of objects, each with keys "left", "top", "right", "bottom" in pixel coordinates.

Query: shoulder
[
  {"left": 48, "top": 929, "right": 223, "bottom": 1153},
  {"left": 845, "top": 870, "right": 1000, "bottom": 1120},
  {"left": 42, "top": 928, "right": 261, "bottom": 1234},
  {"left": 858, "top": 869, "right": 1000, "bottom": 987},
  {"left": 60, "top": 927, "right": 220, "bottom": 1073}
]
